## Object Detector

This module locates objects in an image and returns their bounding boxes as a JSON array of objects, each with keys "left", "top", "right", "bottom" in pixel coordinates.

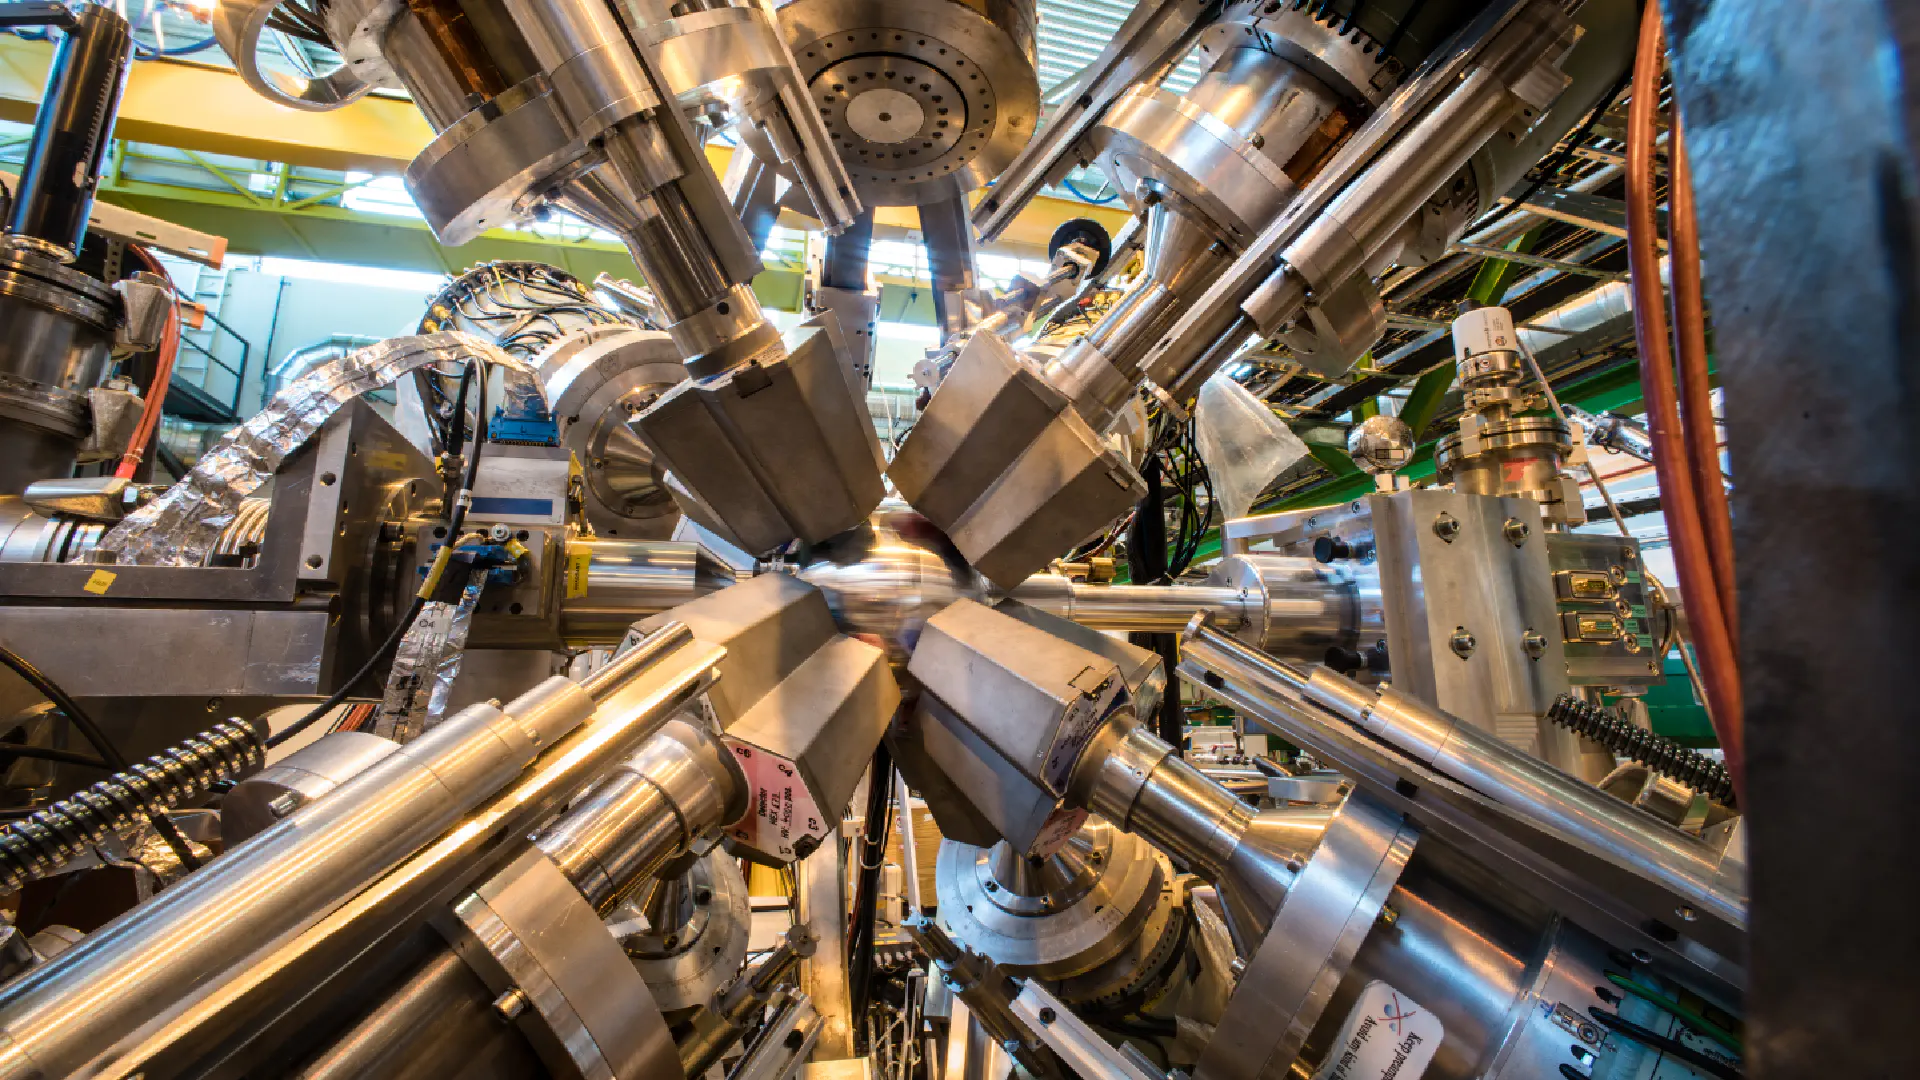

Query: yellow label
[
  {"left": 82, "top": 569, "right": 116, "bottom": 595},
  {"left": 565, "top": 549, "right": 592, "bottom": 599}
]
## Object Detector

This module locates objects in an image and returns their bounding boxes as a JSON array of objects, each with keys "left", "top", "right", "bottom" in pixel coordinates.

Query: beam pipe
[
  {"left": 3, "top": 624, "right": 724, "bottom": 1080},
  {"left": 1007, "top": 578, "right": 1253, "bottom": 635},
  {"left": 1178, "top": 617, "right": 1746, "bottom": 932},
  {"left": 302, "top": 717, "right": 743, "bottom": 1077}
]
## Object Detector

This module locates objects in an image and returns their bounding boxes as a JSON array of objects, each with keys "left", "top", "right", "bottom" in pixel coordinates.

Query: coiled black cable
[
  {"left": 0, "top": 644, "right": 204, "bottom": 872},
  {"left": 1546, "top": 694, "right": 1736, "bottom": 805},
  {"left": 0, "top": 718, "right": 266, "bottom": 892}
]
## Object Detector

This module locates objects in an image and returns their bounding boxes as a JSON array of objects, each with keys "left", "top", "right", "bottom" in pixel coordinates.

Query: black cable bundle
[
  {"left": 1146, "top": 410, "right": 1214, "bottom": 578},
  {"left": 1546, "top": 694, "right": 1737, "bottom": 806},
  {"left": 413, "top": 261, "right": 630, "bottom": 453}
]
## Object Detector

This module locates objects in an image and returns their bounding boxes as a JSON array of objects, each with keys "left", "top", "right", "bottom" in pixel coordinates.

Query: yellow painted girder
[{"left": 0, "top": 38, "right": 1131, "bottom": 255}]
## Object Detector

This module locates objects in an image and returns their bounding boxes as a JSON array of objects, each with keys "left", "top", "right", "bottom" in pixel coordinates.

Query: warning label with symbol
[
  {"left": 1313, "top": 980, "right": 1444, "bottom": 1080},
  {"left": 722, "top": 737, "right": 825, "bottom": 862}
]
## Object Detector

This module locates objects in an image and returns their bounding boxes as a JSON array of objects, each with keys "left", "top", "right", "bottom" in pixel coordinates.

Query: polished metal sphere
[
  {"left": 798, "top": 502, "right": 988, "bottom": 667},
  {"left": 1347, "top": 414, "right": 1415, "bottom": 476}
]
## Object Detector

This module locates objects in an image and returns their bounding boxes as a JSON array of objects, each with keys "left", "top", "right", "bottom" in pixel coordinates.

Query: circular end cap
[{"left": 1049, "top": 217, "right": 1112, "bottom": 279}]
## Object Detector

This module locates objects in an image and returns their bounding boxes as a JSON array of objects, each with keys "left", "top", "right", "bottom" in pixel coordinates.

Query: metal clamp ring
[{"left": 212, "top": 0, "right": 373, "bottom": 112}]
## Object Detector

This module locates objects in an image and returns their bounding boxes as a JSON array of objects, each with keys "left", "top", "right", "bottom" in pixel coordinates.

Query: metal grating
[{"left": 1034, "top": 0, "right": 1204, "bottom": 103}]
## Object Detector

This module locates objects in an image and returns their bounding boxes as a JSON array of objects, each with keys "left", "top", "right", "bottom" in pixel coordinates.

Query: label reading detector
[
  {"left": 1313, "top": 980, "right": 1444, "bottom": 1080},
  {"left": 723, "top": 737, "right": 826, "bottom": 862}
]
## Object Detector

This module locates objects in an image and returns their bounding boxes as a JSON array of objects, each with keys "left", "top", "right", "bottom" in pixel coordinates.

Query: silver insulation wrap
[
  {"left": 371, "top": 568, "right": 487, "bottom": 743},
  {"left": 96, "top": 334, "right": 543, "bottom": 566}
]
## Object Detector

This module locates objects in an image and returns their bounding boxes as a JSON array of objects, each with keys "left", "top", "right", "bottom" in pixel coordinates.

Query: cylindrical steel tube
[
  {"left": 292, "top": 949, "right": 537, "bottom": 1080},
  {"left": 1006, "top": 577, "right": 1253, "bottom": 634},
  {"left": 535, "top": 717, "right": 744, "bottom": 911},
  {"left": 0, "top": 627, "right": 719, "bottom": 1079},
  {"left": 616, "top": 182, "right": 737, "bottom": 323},
  {"left": 678, "top": 940, "right": 805, "bottom": 1076},
  {"left": 0, "top": 679, "right": 594, "bottom": 1079},
  {"left": 1149, "top": 310, "right": 1259, "bottom": 410},
  {"left": 1143, "top": 28, "right": 1553, "bottom": 402},
  {"left": 582, "top": 619, "right": 693, "bottom": 699},
  {"left": 303, "top": 716, "right": 743, "bottom": 1076},
  {"left": 1074, "top": 723, "right": 1325, "bottom": 951},
  {"left": 7, "top": 3, "right": 131, "bottom": 257},
  {"left": 382, "top": 5, "right": 496, "bottom": 127},
  {"left": 1181, "top": 620, "right": 1747, "bottom": 931},
  {"left": 559, "top": 542, "right": 733, "bottom": 646}
]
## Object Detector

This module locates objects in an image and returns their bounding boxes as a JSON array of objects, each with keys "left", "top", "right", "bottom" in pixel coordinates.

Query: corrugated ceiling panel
[{"left": 1033, "top": 0, "right": 1205, "bottom": 99}]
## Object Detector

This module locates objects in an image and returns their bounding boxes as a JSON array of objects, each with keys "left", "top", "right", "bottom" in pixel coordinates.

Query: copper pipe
[
  {"left": 1625, "top": 5, "right": 1744, "bottom": 801},
  {"left": 1667, "top": 116, "right": 1738, "bottom": 651}
]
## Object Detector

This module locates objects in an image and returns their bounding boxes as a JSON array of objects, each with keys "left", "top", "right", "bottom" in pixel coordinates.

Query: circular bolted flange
[{"left": 212, "top": 0, "right": 379, "bottom": 111}]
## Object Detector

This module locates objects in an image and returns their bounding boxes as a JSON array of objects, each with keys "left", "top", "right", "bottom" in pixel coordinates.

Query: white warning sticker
[
  {"left": 722, "top": 737, "right": 825, "bottom": 862},
  {"left": 1312, "top": 980, "right": 1444, "bottom": 1080}
]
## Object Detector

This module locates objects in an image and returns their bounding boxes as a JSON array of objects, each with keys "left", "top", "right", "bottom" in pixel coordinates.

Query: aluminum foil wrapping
[
  {"left": 499, "top": 361, "right": 548, "bottom": 421},
  {"left": 371, "top": 569, "right": 486, "bottom": 743},
  {"left": 96, "top": 333, "right": 543, "bottom": 567}
]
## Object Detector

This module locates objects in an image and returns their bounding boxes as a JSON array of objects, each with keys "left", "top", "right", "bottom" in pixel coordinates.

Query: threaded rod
[
  {"left": 0, "top": 718, "right": 266, "bottom": 891},
  {"left": 1546, "top": 695, "right": 1735, "bottom": 805}
]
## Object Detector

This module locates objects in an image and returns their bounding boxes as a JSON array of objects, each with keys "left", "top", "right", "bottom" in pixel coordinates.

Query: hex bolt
[
  {"left": 1521, "top": 629, "right": 1546, "bottom": 660},
  {"left": 492, "top": 987, "right": 530, "bottom": 1021},
  {"left": 1432, "top": 512, "right": 1460, "bottom": 542},
  {"left": 1450, "top": 627, "right": 1476, "bottom": 659},
  {"left": 1502, "top": 518, "right": 1530, "bottom": 546}
]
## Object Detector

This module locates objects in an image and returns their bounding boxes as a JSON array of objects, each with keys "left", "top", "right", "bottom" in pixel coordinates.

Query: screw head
[
  {"left": 1521, "top": 629, "right": 1546, "bottom": 660},
  {"left": 1432, "top": 512, "right": 1460, "bottom": 542},
  {"left": 492, "top": 987, "right": 530, "bottom": 1021},
  {"left": 1450, "top": 627, "right": 1476, "bottom": 659},
  {"left": 1038, "top": 1007, "right": 1057, "bottom": 1024},
  {"left": 1502, "top": 518, "right": 1531, "bottom": 546}
]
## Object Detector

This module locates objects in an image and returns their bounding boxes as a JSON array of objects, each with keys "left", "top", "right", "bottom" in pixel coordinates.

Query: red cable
[
  {"left": 114, "top": 245, "right": 181, "bottom": 480},
  {"left": 1625, "top": 6, "right": 1744, "bottom": 802},
  {"left": 1666, "top": 117, "right": 1739, "bottom": 651}
]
